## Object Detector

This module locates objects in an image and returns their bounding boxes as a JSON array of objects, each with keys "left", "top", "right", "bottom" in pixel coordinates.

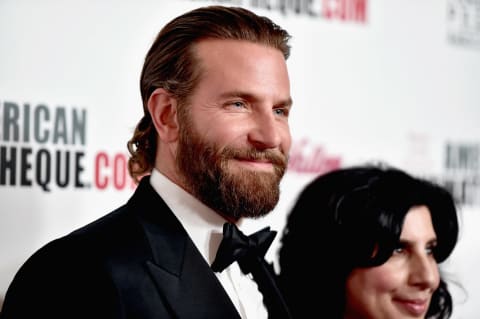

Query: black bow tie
[
  {"left": 211, "top": 222, "right": 276, "bottom": 274},
  {"left": 212, "top": 222, "right": 292, "bottom": 319}
]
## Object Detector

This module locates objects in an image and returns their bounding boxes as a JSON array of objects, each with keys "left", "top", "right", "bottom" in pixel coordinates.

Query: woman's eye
[
  {"left": 393, "top": 247, "right": 404, "bottom": 254},
  {"left": 393, "top": 243, "right": 406, "bottom": 255}
]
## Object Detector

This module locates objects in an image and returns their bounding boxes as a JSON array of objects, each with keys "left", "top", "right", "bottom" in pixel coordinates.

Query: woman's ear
[{"left": 147, "top": 88, "right": 179, "bottom": 142}]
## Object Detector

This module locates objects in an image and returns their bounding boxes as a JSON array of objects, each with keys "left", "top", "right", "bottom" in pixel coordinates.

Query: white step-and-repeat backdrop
[{"left": 1, "top": 0, "right": 479, "bottom": 316}]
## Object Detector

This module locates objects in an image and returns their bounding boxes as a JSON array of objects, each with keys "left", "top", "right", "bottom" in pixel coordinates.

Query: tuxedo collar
[{"left": 127, "top": 176, "right": 241, "bottom": 319}]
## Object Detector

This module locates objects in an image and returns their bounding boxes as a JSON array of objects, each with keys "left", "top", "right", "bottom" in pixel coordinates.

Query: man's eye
[
  {"left": 232, "top": 101, "right": 246, "bottom": 108},
  {"left": 274, "top": 107, "right": 289, "bottom": 117},
  {"left": 426, "top": 244, "right": 437, "bottom": 255}
]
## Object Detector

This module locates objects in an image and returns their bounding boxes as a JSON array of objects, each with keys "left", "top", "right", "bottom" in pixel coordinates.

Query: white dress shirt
[{"left": 149, "top": 169, "right": 268, "bottom": 319}]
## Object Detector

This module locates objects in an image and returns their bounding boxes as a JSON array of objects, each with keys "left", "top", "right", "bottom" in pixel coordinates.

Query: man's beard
[{"left": 176, "top": 121, "right": 288, "bottom": 220}]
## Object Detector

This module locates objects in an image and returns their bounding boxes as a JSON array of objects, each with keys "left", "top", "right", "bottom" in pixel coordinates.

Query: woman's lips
[{"left": 394, "top": 298, "right": 429, "bottom": 316}]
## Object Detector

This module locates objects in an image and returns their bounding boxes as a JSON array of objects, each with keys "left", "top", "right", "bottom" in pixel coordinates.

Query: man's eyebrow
[
  {"left": 218, "top": 91, "right": 252, "bottom": 100},
  {"left": 279, "top": 97, "right": 293, "bottom": 108}
]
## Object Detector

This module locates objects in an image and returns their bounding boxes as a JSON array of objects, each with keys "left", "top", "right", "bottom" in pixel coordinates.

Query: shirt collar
[{"left": 150, "top": 169, "right": 245, "bottom": 265}]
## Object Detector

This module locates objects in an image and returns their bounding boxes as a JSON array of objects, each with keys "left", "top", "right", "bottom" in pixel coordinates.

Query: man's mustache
[{"left": 221, "top": 148, "right": 287, "bottom": 168}]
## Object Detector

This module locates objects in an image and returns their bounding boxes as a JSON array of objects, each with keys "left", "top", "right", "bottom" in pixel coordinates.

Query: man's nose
[{"left": 248, "top": 111, "right": 283, "bottom": 150}]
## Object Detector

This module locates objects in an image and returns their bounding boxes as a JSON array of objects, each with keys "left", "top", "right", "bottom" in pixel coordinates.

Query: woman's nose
[{"left": 409, "top": 253, "right": 440, "bottom": 290}]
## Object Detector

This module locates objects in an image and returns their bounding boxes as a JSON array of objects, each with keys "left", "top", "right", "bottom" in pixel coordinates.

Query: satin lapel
[
  {"left": 145, "top": 244, "right": 241, "bottom": 319},
  {"left": 130, "top": 177, "right": 241, "bottom": 319}
]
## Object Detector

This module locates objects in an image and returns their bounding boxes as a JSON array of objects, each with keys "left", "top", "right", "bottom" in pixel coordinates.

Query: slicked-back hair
[
  {"left": 127, "top": 6, "right": 291, "bottom": 182},
  {"left": 278, "top": 164, "right": 459, "bottom": 319}
]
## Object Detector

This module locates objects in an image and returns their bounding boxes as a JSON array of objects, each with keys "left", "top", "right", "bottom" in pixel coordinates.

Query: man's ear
[{"left": 147, "top": 88, "right": 179, "bottom": 142}]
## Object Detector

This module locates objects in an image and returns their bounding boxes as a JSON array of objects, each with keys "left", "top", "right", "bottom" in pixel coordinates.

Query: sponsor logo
[
  {"left": 441, "top": 141, "right": 480, "bottom": 205},
  {"left": 0, "top": 100, "right": 135, "bottom": 192},
  {"left": 189, "top": 0, "right": 368, "bottom": 23},
  {"left": 447, "top": 0, "right": 480, "bottom": 48},
  {"left": 288, "top": 138, "right": 342, "bottom": 174}
]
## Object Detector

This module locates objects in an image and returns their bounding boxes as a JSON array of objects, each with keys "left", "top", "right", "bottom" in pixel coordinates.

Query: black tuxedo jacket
[{"left": 0, "top": 176, "right": 242, "bottom": 319}]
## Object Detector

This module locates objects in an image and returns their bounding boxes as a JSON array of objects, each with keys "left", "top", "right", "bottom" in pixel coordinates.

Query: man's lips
[{"left": 232, "top": 158, "right": 274, "bottom": 171}]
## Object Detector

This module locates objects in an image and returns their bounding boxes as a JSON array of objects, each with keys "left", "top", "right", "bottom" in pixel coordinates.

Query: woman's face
[{"left": 344, "top": 205, "right": 440, "bottom": 319}]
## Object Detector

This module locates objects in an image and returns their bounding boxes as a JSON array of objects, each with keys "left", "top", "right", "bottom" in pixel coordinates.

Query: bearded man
[{"left": 1, "top": 5, "right": 294, "bottom": 319}]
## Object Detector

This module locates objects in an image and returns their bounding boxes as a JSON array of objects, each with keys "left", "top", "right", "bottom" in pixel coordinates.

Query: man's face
[{"left": 176, "top": 38, "right": 292, "bottom": 220}]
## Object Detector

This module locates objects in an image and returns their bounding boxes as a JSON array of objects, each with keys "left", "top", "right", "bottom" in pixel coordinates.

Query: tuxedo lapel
[
  {"left": 130, "top": 177, "right": 241, "bottom": 319},
  {"left": 145, "top": 244, "right": 241, "bottom": 319}
]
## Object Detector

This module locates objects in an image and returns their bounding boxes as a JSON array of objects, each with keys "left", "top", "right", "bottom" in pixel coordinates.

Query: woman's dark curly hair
[{"left": 278, "top": 164, "right": 459, "bottom": 318}]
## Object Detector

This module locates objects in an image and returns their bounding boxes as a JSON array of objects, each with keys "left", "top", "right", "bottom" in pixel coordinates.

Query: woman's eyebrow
[{"left": 397, "top": 238, "right": 438, "bottom": 246}]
